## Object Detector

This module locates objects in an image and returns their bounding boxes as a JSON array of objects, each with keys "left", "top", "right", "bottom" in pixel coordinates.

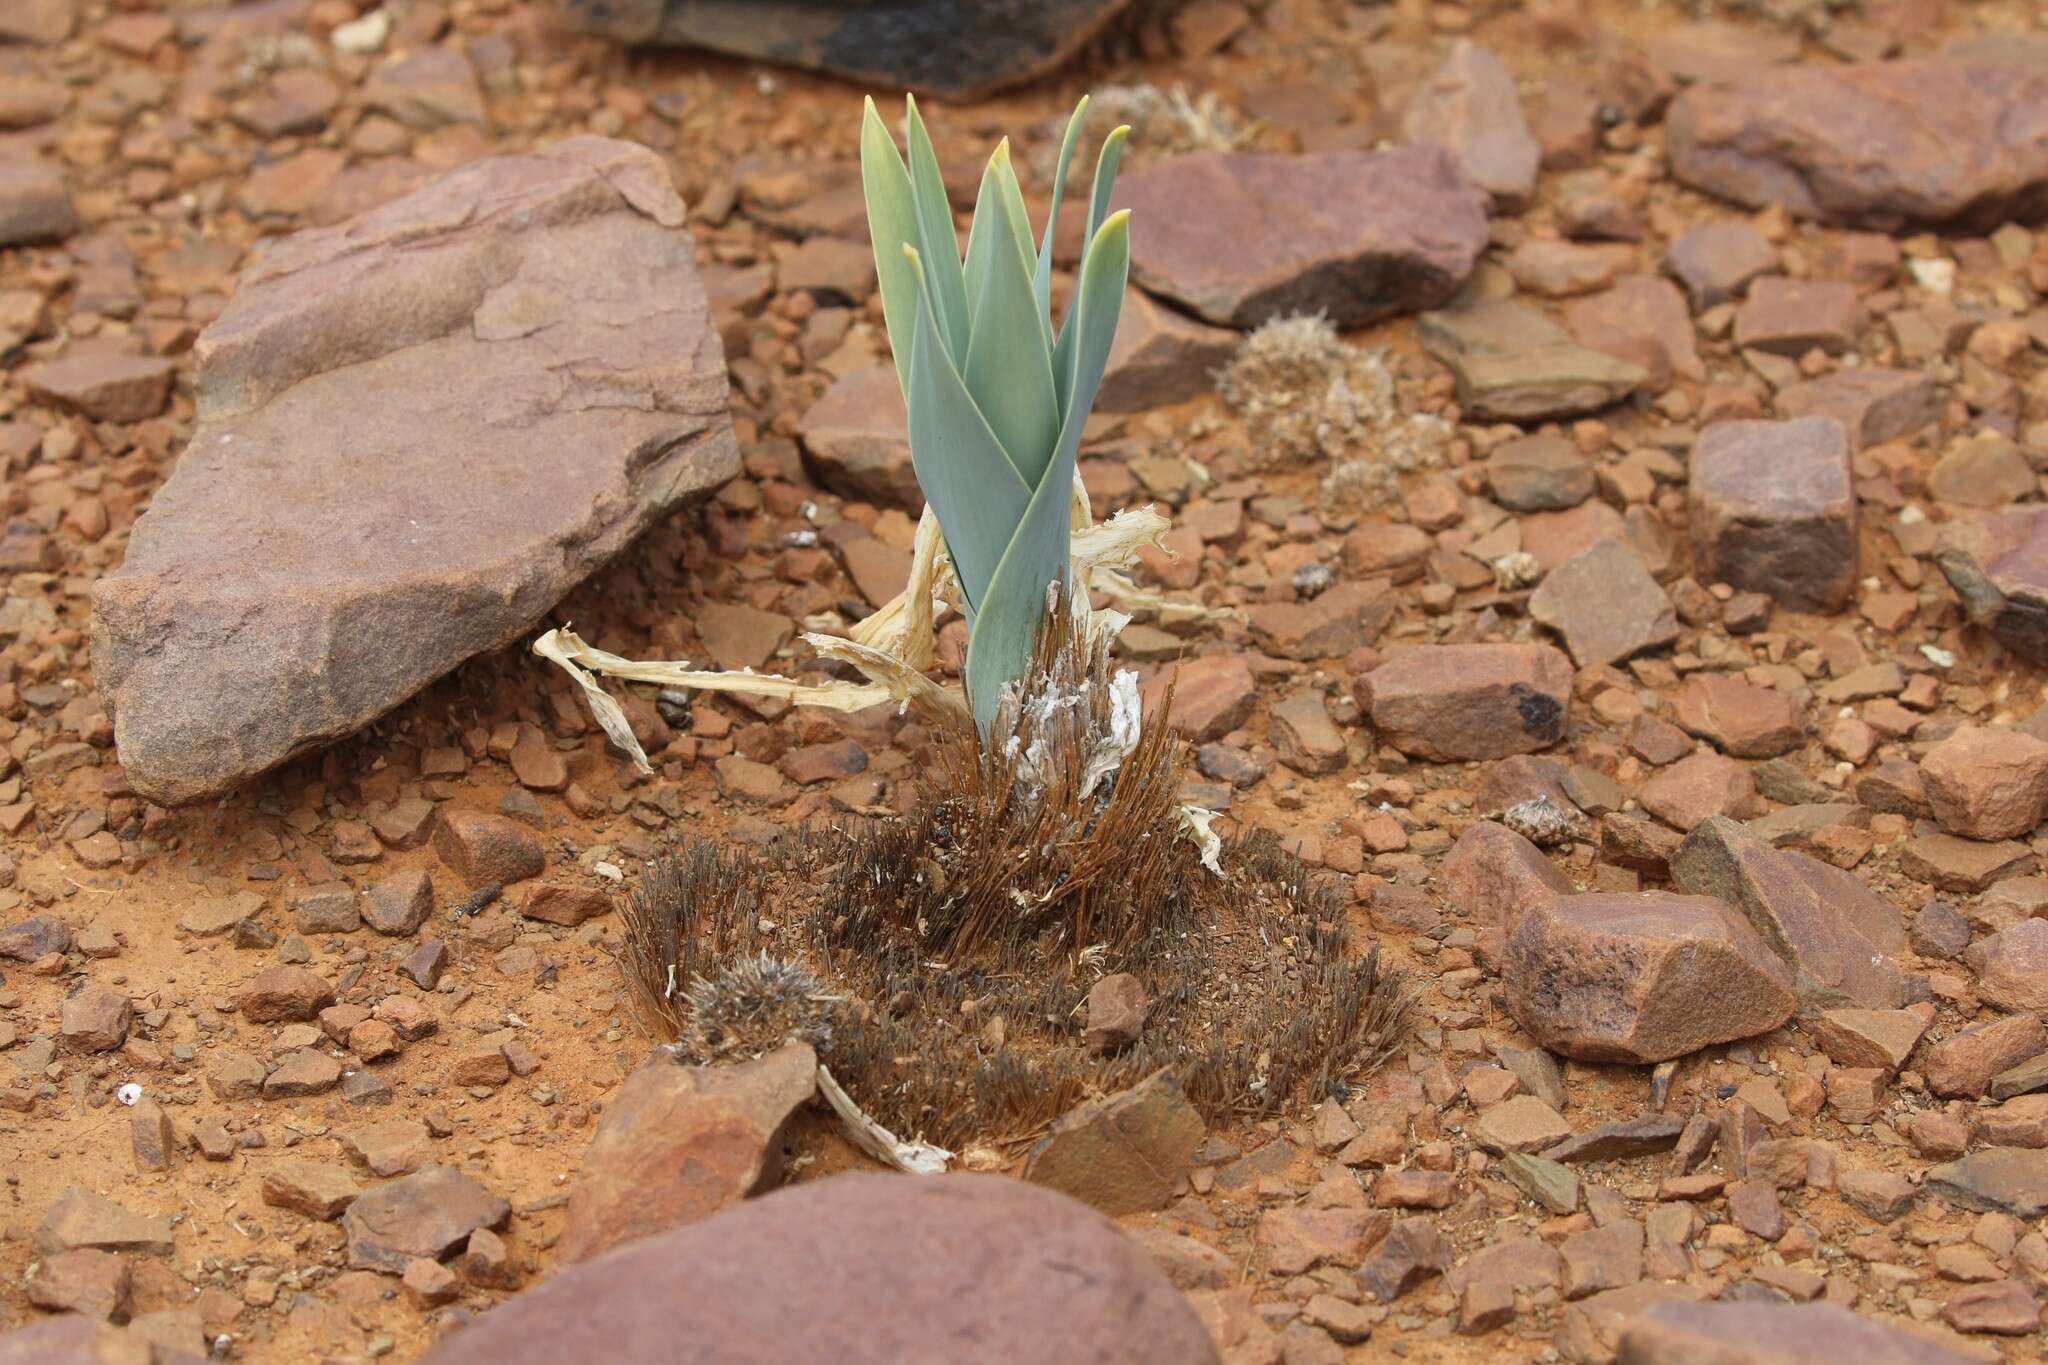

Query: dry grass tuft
[{"left": 612, "top": 603, "right": 1414, "bottom": 1151}]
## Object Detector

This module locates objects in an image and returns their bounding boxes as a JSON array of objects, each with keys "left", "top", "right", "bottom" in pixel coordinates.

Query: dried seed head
[{"left": 682, "top": 952, "right": 839, "bottom": 1062}]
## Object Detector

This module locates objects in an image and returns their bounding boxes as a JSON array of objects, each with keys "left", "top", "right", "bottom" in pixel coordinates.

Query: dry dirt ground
[{"left": 2, "top": 0, "right": 2047, "bottom": 1361}]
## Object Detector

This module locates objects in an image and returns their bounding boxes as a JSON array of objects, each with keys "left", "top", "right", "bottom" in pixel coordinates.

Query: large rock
[
  {"left": 1418, "top": 298, "right": 1647, "bottom": 422},
  {"left": 559, "top": 1042, "right": 817, "bottom": 1264},
  {"left": 1356, "top": 643, "right": 1572, "bottom": 762},
  {"left": 343, "top": 1165, "right": 509, "bottom": 1273},
  {"left": 1688, "top": 417, "right": 1856, "bottom": 612},
  {"left": 1505, "top": 892, "right": 1797, "bottom": 1064},
  {"left": 1935, "top": 508, "right": 2048, "bottom": 666},
  {"left": 91, "top": 139, "right": 737, "bottom": 804},
  {"left": 1098, "top": 287, "right": 1240, "bottom": 413},
  {"left": 0, "top": 1317, "right": 203, "bottom": 1365},
  {"left": 1618, "top": 1299, "right": 1981, "bottom": 1364},
  {"left": 1114, "top": 148, "right": 1489, "bottom": 329},
  {"left": 423, "top": 1173, "right": 1219, "bottom": 1364},
  {"left": 559, "top": 0, "right": 1143, "bottom": 101},
  {"left": 1668, "top": 59, "right": 2048, "bottom": 229},
  {"left": 1401, "top": 40, "right": 1539, "bottom": 211},
  {"left": 1672, "top": 816, "right": 1907, "bottom": 1010},
  {"left": 1965, "top": 920, "right": 2048, "bottom": 1015},
  {"left": 1925, "top": 1147, "right": 2048, "bottom": 1218}
]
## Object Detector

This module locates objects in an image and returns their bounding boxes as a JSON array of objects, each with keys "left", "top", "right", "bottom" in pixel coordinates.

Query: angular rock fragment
[
  {"left": 1439, "top": 820, "right": 1575, "bottom": 930},
  {"left": 1672, "top": 816, "right": 1907, "bottom": 1009},
  {"left": 1116, "top": 148, "right": 1488, "bottom": 329},
  {"left": 1919, "top": 725, "right": 2048, "bottom": 841},
  {"left": 1529, "top": 540, "right": 1677, "bottom": 668},
  {"left": 1356, "top": 643, "right": 1572, "bottom": 762},
  {"left": 0, "top": 158, "right": 77, "bottom": 246},
  {"left": 345, "top": 1166, "right": 510, "bottom": 1273},
  {"left": 1505, "top": 892, "right": 1797, "bottom": 1064},
  {"left": 1688, "top": 416, "right": 1856, "bottom": 612},
  {"left": 1669, "top": 674, "right": 1804, "bottom": 760},
  {"left": 1935, "top": 509, "right": 2048, "bottom": 667},
  {"left": 1401, "top": 40, "right": 1539, "bottom": 211},
  {"left": 560, "top": 1041, "right": 815, "bottom": 1263},
  {"left": 1669, "top": 59, "right": 2048, "bottom": 229},
  {"left": 1775, "top": 368, "right": 1941, "bottom": 448},
  {"left": 1024, "top": 1070, "right": 1204, "bottom": 1216},
  {"left": 1419, "top": 298, "right": 1646, "bottom": 422},
  {"left": 797, "top": 366, "right": 918, "bottom": 511},
  {"left": 1619, "top": 1299, "right": 1981, "bottom": 1364},
  {"left": 91, "top": 138, "right": 738, "bottom": 805}
]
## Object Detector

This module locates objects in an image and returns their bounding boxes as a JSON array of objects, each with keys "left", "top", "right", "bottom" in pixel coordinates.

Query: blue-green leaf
[
  {"left": 962, "top": 156, "right": 1059, "bottom": 488},
  {"left": 902, "top": 245, "right": 1032, "bottom": 619},
  {"left": 1032, "top": 97, "right": 1089, "bottom": 321},
  {"left": 860, "top": 96, "right": 924, "bottom": 401},
  {"left": 903, "top": 96, "right": 971, "bottom": 366},
  {"left": 1054, "top": 127, "right": 1132, "bottom": 409},
  {"left": 962, "top": 436, "right": 1072, "bottom": 733},
  {"left": 1052, "top": 211, "right": 1133, "bottom": 470}
]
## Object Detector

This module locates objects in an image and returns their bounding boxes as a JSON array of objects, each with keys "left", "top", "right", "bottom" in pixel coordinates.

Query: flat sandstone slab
[{"left": 92, "top": 138, "right": 738, "bottom": 804}]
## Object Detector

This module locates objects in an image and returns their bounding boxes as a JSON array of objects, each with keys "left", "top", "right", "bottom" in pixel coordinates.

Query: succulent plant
[{"left": 861, "top": 95, "right": 1132, "bottom": 734}]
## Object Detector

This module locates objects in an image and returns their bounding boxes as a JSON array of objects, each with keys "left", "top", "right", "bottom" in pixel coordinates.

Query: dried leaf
[{"left": 817, "top": 1061, "right": 952, "bottom": 1174}]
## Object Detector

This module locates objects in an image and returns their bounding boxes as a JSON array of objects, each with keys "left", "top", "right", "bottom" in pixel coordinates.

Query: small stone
[
  {"left": 1688, "top": 416, "right": 1856, "bottom": 612},
  {"left": 365, "top": 869, "right": 434, "bottom": 936},
  {"left": 0, "top": 159, "right": 77, "bottom": 247},
  {"left": 1419, "top": 298, "right": 1646, "bottom": 422},
  {"left": 1356, "top": 643, "right": 1571, "bottom": 761},
  {"left": 1561, "top": 1220, "right": 1644, "bottom": 1300},
  {"left": 1473, "top": 1095, "right": 1573, "bottom": 1154},
  {"left": 1529, "top": 539, "right": 1677, "bottom": 668},
  {"left": 1487, "top": 434, "right": 1594, "bottom": 511},
  {"left": 1401, "top": 40, "right": 1539, "bottom": 211},
  {"left": 25, "top": 1247, "right": 131, "bottom": 1320},
  {"left": 1355, "top": 1218, "right": 1450, "bottom": 1303},
  {"left": 37, "top": 1189, "right": 172, "bottom": 1256},
  {"left": 521, "top": 883, "right": 610, "bottom": 927},
  {"left": 1670, "top": 674, "right": 1805, "bottom": 760},
  {"left": 1084, "top": 974, "right": 1147, "bottom": 1056},
  {"left": 239, "top": 966, "right": 335, "bottom": 1022},
  {"left": 261, "top": 1160, "right": 362, "bottom": 1221},
  {"left": 1940, "top": 1279, "right": 2042, "bottom": 1336},
  {"left": 345, "top": 1165, "right": 510, "bottom": 1273},
  {"left": 1806, "top": 1009, "right": 1926, "bottom": 1073},
  {"left": 264, "top": 1049, "right": 342, "bottom": 1097},
  {"left": 1667, "top": 221, "right": 1777, "bottom": 308},
  {"left": 58, "top": 984, "right": 131, "bottom": 1053},
  {"left": 1501, "top": 1152, "right": 1579, "bottom": 1214},
  {"left": 434, "top": 810, "right": 544, "bottom": 886},
  {"left": 1024, "top": 1070, "right": 1205, "bottom": 1217}
]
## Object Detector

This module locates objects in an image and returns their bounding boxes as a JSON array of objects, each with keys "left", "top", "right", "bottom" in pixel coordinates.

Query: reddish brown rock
[
  {"left": 1357, "top": 644, "right": 1571, "bottom": 762},
  {"left": 364, "top": 869, "right": 434, "bottom": 936},
  {"left": 433, "top": 811, "right": 544, "bottom": 886},
  {"left": 1269, "top": 691, "right": 1346, "bottom": 776},
  {"left": 91, "top": 139, "right": 738, "bottom": 806},
  {"left": 1504, "top": 892, "right": 1797, "bottom": 1064},
  {"left": 797, "top": 366, "right": 917, "bottom": 510},
  {"left": 1966, "top": 921, "right": 2048, "bottom": 1015},
  {"left": 1688, "top": 416, "right": 1856, "bottom": 612},
  {"left": 1670, "top": 674, "right": 1805, "bottom": 759},
  {"left": 0, "top": 159, "right": 76, "bottom": 246},
  {"left": 344, "top": 1166, "right": 510, "bottom": 1274},
  {"left": 521, "top": 883, "right": 609, "bottom": 927},
  {"left": 421, "top": 1174, "right": 1220, "bottom": 1365},
  {"left": 1899, "top": 832, "right": 2037, "bottom": 894},
  {"left": 1564, "top": 275, "right": 1702, "bottom": 391},
  {"left": 1115, "top": 148, "right": 1488, "bottom": 328},
  {"left": 1666, "top": 221, "right": 1777, "bottom": 309},
  {"left": 559, "top": 1043, "right": 816, "bottom": 1264},
  {"left": 1669, "top": 59, "right": 2048, "bottom": 229},
  {"left": 1244, "top": 580, "right": 1394, "bottom": 661},
  {"left": 1733, "top": 278, "right": 1863, "bottom": 357},
  {"left": 1619, "top": 1299, "right": 1982, "bottom": 1363},
  {"left": 1776, "top": 368, "right": 1941, "bottom": 448},
  {"left": 1636, "top": 752, "right": 1759, "bottom": 833},
  {"left": 1920, "top": 725, "right": 2048, "bottom": 841},
  {"left": 1439, "top": 820, "right": 1575, "bottom": 930},
  {"left": 1144, "top": 654, "right": 1257, "bottom": 743},
  {"left": 1529, "top": 539, "right": 1677, "bottom": 668},
  {"left": 1672, "top": 816, "right": 1907, "bottom": 1009},
  {"left": 1935, "top": 509, "right": 2048, "bottom": 668},
  {"left": 1923, "top": 1014, "right": 2048, "bottom": 1099},
  {"left": 1098, "top": 287, "right": 1240, "bottom": 413},
  {"left": 1940, "top": 1280, "right": 2042, "bottom": 1336},
  {"left": 23, "top": 354, "right": 175, "bottom": 423},
  {"left": 58, "top": 985, "right": 131, "bottom": 1054},
  {"left": 1400, "top": 40, "right": 1539, "bottom": 211},
  {"left": 1024, "top": 1070, "right": 1205, "bottom": 1216},
  {"left": 24, "top": 1248, "right": 131, "bottom": 1321},
  {"left": 238, "top": 966, "right": 336, "bottom": 1023},
  {"left": 261, "top": 1160, "right": 363, "bottom": 1221}
]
